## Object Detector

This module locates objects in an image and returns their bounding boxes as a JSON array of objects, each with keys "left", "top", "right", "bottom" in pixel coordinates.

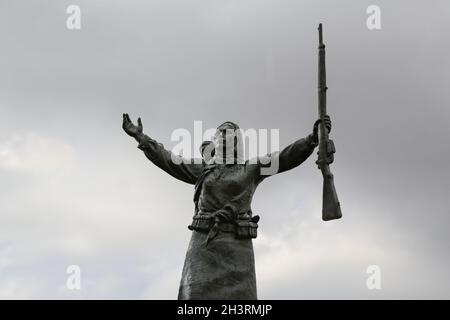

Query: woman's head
[{"left": 211, "top": 121, "right": 244, "bottom": 164}]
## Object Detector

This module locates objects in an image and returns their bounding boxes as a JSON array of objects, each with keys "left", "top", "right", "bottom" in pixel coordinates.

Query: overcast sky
[{"left": 1, "top": 0, "right": 449, "bottom": 299}]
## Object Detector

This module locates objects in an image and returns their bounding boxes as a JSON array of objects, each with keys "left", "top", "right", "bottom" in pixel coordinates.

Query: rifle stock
[
  {"left": 321, "top": 169, "right": 341, "bottom": 221},
  {"left": 317, "top": 23, "right": 342, "bottom": 221}
]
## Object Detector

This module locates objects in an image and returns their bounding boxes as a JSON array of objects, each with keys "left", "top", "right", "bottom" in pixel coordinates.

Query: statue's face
[
  {"left": 213, "top": 122, "right": 236, "bottom": 148},
  {"left": 211, "top": 122, "right": 243, "bottom": 163},
  {"left": 201, "top": 142, "right": 214, "bottom": 160}
]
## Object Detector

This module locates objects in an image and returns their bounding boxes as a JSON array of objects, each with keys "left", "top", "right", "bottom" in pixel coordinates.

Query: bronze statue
[
  {"left": 122, "top": 115, "right": 331, "bottom": 299},
  {"left": 121, "top": 24, "right": 339, "bottom": 300}
]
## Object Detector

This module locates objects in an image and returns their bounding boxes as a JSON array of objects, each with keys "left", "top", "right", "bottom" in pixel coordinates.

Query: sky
[{"left": 0, "top": 0, "right": 449, "bottom": 299}]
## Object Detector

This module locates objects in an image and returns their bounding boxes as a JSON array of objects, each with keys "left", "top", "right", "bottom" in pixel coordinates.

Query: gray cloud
[{"left": 0, "top": 0, "right": 449, "bottom": 299}]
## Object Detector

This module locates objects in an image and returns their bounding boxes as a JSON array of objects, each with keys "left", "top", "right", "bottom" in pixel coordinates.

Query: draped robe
[{"left": 136, "top": 133, "right": 317, "bottom": 299}]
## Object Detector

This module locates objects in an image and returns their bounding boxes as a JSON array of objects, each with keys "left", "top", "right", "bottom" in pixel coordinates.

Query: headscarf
[{"left": 210, "top": 121, "right": 244, "bottom": 165}]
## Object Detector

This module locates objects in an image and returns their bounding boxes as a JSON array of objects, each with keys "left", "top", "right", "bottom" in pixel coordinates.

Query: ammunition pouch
[
  {"left": 188, "top": 213, "right": 213, "bottom": 232},
  {"left": 235, "top": 219, "right": 258, "bottom": 239},
  {"left": 188, "top": 213, "right": 259, "bottom": 239}
]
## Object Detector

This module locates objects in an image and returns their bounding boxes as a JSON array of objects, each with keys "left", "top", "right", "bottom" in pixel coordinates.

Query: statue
[
  {"left": 122, "top": 115, "right": 331, "bottom": 299},
  {"left": 121, "top": 24, "right": 340, "bottom": 300}
]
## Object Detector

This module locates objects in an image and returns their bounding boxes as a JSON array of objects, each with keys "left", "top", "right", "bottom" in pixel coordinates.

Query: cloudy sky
[{"left": 1, "top": 0, "right": 449, "bottom": 299}]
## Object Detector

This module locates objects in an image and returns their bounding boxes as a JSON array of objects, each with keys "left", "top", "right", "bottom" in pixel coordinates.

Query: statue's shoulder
[{"left": 243, "top": 161, "right": 262, "bottom": 175}]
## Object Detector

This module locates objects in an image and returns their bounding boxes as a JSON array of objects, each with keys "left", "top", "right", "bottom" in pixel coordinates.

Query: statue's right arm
[
  {"left": 136, "top": 133, "right": 203, "bottom": 184},
  {"left": 122, "top": 114, "right": 203, "bottom": 185}
]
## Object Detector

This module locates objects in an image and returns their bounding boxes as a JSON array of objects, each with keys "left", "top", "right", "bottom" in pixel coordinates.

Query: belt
[{"left": 188, "top": 212, "right": 259, "bottom": 245}]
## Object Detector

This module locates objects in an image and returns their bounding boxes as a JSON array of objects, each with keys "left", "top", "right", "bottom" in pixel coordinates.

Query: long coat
[{"left": 136, "top": 133, "right": 316, "bottom": 299}]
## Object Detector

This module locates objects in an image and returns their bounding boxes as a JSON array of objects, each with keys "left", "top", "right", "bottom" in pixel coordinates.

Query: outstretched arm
[
  {"left": 122, "top": 114, "right": 203, "bottom": 184},
  {"left": 256, "top": 116, "right": 331, "bottom": 181}
]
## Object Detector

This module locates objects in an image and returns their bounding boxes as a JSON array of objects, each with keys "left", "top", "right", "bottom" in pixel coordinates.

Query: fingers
[
  {"left": 314, "top": 116, "right": 332, "bottom": 133},
  {"left": 122, "top": 113, "right": 129, "bottom": 129},
  {"left": 123, "top": 113, "right": 131, "bottom": 123},
  {"left": 324, "top": 116, "right": 332, "bottom": 133},
  {"left": 123, "top": 113, "right": 137, "bottom": 125},
  {"left": 137, "top": 117, "right": 142, "bottom": 128}
]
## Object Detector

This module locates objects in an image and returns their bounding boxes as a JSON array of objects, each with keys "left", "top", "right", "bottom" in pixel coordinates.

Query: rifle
[{"left": 317, "top": 23, "right": 342, "bottom": 221}]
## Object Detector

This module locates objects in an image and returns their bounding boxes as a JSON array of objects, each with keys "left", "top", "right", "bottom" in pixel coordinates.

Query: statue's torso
[{"left": 198, "top": 164, "right": 259, "bottom": 217}]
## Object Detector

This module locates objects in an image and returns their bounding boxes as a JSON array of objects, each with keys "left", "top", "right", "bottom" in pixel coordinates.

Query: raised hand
[
  {"left": 122, "top": 113, "right": 143, "bottom": 139},
  {"left": 312, "top": 114, "right": 332, "bottom": 143}
]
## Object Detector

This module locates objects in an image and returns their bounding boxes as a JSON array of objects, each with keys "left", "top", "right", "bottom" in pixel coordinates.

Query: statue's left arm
[{"left": 255, "top": 116, "right": 331, "bottom": 181}]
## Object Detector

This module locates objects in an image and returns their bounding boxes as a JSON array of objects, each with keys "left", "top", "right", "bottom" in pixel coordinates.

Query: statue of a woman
[{"left": 122, "top": 114, "right": 331, "bottom": 300}]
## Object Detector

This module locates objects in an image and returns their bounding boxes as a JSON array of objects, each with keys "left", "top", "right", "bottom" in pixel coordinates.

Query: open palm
[{"left": 122, "top": 113, "right": 143, "bottom": 138}]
